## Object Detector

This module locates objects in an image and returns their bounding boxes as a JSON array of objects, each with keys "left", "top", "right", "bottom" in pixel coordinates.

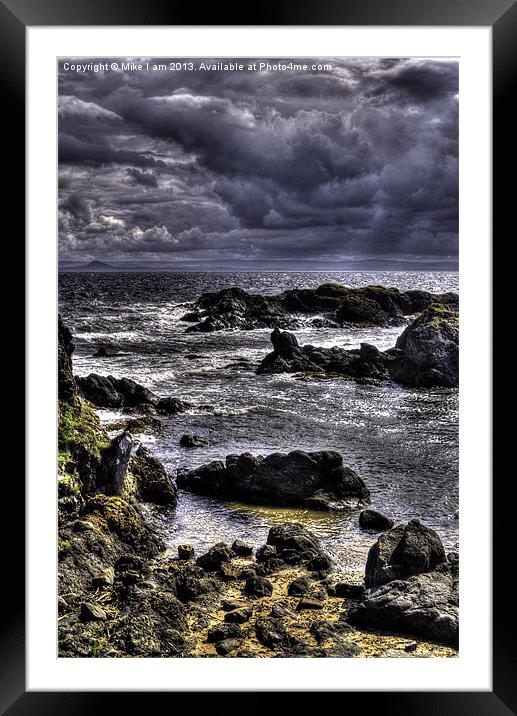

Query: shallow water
[{"left": 59, "top": 270, "right": 459, "bottom": 572}]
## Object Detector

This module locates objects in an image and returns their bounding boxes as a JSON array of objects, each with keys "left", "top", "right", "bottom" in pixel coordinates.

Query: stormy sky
[{"left": 58, "top": 58, "right": 458, "bottom": 265}]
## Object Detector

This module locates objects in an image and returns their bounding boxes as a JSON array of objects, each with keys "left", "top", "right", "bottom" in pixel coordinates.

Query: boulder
[
  {"left": 179, "top": 434, "right": 210, "bottom": 448},
  {"left": 224, "top": 607, "right": 253, "bottom": 624},
  {"left": 348, "top": 561, "right": 459, "bottom": 647},
  {"left": 244, "top": 577, "right": 273, "bottom": 597},
  {"left": 287, "top": 576, "right": 312, "bottom": 596},
  {"left": 96, "top": 432, "right": 133, "bottom": 496},
  {"left": 177, "top": 450, "right": 369, "bottom": 509},
  {"left": 359, "top": 509, "right": 394, "bottom": 532},
  {"left": 215, "top": 638, "right": 242, "bottom": 655},
  {"left": 266, "top": 523, "right": 327, "bottom": 565},
  {"left": 75, "top": 373, "right": 189, "bottom": 412},
  {"left": 196, "top": 542, "right": 234, "bottom": 571},
  {"left": 231, "top": 539, "right": 253, "bottom": 557},
  {"left": 177, "top": 544, "right": 195, "bottom": 561},
  {"left": 207, "top": 623, "right": 242, "bottom": 643},
  {"left": 364, "top": 519, "right": 447, "bottom": 588},
  {"left": 390, "top": 304, "right": 459, "bottom": 387},
  {"left": 130, "top": 445, "right": 177, "bottom": 506}
]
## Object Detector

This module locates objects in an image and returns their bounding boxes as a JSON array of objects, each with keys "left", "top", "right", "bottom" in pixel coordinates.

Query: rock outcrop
[
  {"left": 390, "top": 303, "right": 459, "bottom": 387},
  {"left": 182, "top": 284, "right": 458, "bottom": 333},
  {"left": 75, "top": 373, "right": 190, "bottom": 413},
  {"left": 257, "top": 303, "right": 459, "bottom": 388},
  {"left": 177, "top": 450, "right": 369, "bottom": 509}
]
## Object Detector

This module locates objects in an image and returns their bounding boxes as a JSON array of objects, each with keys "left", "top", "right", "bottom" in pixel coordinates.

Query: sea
[{"left": 58, "top": 270, "right": 459, "bottom": 575}]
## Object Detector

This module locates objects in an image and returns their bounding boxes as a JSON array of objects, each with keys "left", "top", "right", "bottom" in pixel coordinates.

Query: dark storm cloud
[{"left": 58, "top": 58, "right": 458, "bottom": 262}]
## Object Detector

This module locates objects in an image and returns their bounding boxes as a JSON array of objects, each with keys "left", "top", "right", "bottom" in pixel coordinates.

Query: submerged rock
[
  {"left": 179, "top": 434, "right": 210, "bottom": 448},
  {"left": 176, "top": 450, "right": 369, "bottom": 509},
  {"left": 181, "top": 284, "right": 458, "bottom": 333}
]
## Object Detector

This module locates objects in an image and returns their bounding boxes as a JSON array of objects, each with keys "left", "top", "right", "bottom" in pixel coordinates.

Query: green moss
[{"left": 58, "top": 399, "right": 109, "bottom": 460}]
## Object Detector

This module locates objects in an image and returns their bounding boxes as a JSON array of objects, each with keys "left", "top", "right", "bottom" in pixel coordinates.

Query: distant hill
[{"left": 83, "top": 260, "right": 115, "bottom": 271}]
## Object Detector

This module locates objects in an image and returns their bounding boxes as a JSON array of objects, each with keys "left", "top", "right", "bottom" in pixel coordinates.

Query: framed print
[{"left": 5, "top": 0, "right": 514, "bottom": 709}]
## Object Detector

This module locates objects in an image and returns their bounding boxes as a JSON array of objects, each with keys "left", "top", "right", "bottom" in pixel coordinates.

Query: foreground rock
[
  {"left": 364, "top": 519, "right": 447, "bottom": 588},
  {"left": 349, "top": 557, "right": 459, "bottom": 647},
  {"left": 177, "top": 450, "right": 369, "bottom": 509},
  {"left": 130, "top": 445, "right": 177, "bottom": 506},
  {"left": 258, "top": 303, "right": 459, "bottom": 388},
  {"left": 359, "top": 509, "right": 394, "bottom": 532},
  {"left": 181, "top": 284, "right": 458, "bottom": 333},
  {"left": 75, "top": 373, "right": 190, "bottom": 413}
]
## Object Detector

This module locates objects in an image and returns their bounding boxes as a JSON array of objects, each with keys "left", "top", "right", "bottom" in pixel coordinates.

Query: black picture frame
[{"left": 5, "top": 0, "right": 514, "bottom": 710}]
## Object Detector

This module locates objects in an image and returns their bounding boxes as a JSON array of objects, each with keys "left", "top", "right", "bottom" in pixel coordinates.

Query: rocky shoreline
[{"left": 58, "top": 284, "right": 459, "bottom": 658}]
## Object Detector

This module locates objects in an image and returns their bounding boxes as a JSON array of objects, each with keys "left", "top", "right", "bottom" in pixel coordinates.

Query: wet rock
[
  {"left": 256, "top": 544, "right": 278, "bottom": 562},
  {"left": 196, "top": 542, "right": 234, "bottom": 571},
  {"left": 177, "top": 450, "right": 369, "bottom": 509},
  {"left": 224, "top": 607, "right": 253, "bottom": 624},
  {"left": 390, "top": 304, "right": 459, "bottom": 387},
  {"left": 287, "top": 576, "right": 312, "bottom": 596},
  {"left": 76, "top": 374, "right": 156, "bottom": 409},
  {"left": 359, "top": 509, "right": 395, "bottom": 532},
  {"left": 266, "top": 523, "right": 328, "bottom": 566},
  {"left": 365, "top": 519, "right": 447, "bottom": 588},
  {"left": 182, "top": 284, "right": 457, "bottom": 333},
  {"left": 349, "top": 561, "right": 459, "bottom": 647},
  {"left": 216, "top": 638, "right": 243, "bottom": 655},
  {"left": 92, "top": 346, "right": 119, "bottom": 357},
  {"left": 177, "top": 544, "right": 195, "bottom": 561},
  {"left": 296, "top": 596, "right": 324, "bottom": 611},
  {"left": 79, "top": 602, "right": 107, "bottom": 622},
  {"left": 155, "top": 397, "right": 189, "bottom": 415},
  {"left": 130, "top": 445, "right": 177, "bottom": 506},
  {"left": 244, "top": 576, "right": 273, "bottom": 597},
  {"left": 207, "top": 623, "right": 242, "bottom": 643},
  {"left": 231, "top": 539, "right": 253, "bottom": 557},
  {"left": 179, "top": 434, "right": 210, "bottom": 448}
]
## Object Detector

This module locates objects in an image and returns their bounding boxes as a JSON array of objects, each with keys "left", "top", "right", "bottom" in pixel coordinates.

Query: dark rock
[
  {"left": 179, "top": 434, "right": 209, "bottom": 448},
  {"left": 238, "top": 567, "right": 257, "bottom": 581},
  {"left": 207, "top": 623, "right": 242, "bottom": 643},
  {"left": 79, "top": 602, "right": 107, "bottom": 622},
  {"left": 221, "top": 599, "right": 250, "bottom": 612},
  {"left": 390, "top": 304, "right": 459, "bottom": 387},
  {"left": 270, "top": 602, "right": 297, "bottom": 619},
  {"left": 305, "top": 554, "right": 333, "bottom": 572},
  {"left": 216, "top": 638, "right": 243, "bottom": 655},
  {"left": 224, "top": 607, "right": 253, "bottom": 624},
  {"left": 58, "top": 316, "right": 78, "bottom": 405},
  {"left": 178, "top": 450, "right": 369, "bottom": 509},
  {"left": 182, "top": 284, "right": 457, "bottom": 333},
  {"left": 92, "top": 566, "right": 115, "bottom": 588},
  {"left": 244, "top": 577, "right": 273, "bottom": 597},
  {"left": 155, "top": 397, "right": 189, "bottom": 415},
  {"left": 349, "top": 562, "right": 459, "bottom": 647},
  {"left": 266, "top": 523, "right": 326, "bottom": 565},
  {"left": 359, "top": 509, "right": 395, "bottom": 532},
  {"left": 287, "top": 576, "right": 312, "bottom": 596},
  {"left": 310, "top": 620, "right": 353, "bottom": 645},
  {"left": 255, "top": 617, "right": 300, "bottom": 652},
  {"left": 334, "top": 583, "right": 365, "bottom": 600},
  {"left": 405, "top": 642, "right": 418, "bottom": 652},
  {"left": 76, "top": 374, "right": 156, "bottom": 409},
  {"left": 174, "top": 569, "right": 219, "bottom": 603},
  {"left": 365, "top": 519, "right": 447, "bottom": 588},
  {"left": 256, "top": 544, "right": 278, "bottom": 562},
  {"left": 96, "top": 432, "right": 133, "bottom": 496},
  {"left": 196, "top": 542, "right": 234, "bottom": 571},
  {"left": 296, "top": 597, "right": 324, "bottom": 611},
  {"left": 130, "top": 445, "right": 177, "bottom": 506},
  {"left": 178, "top": 544, "right": 195, "bottom": 561},
  {"left": 218, "top": 562, "right": 240, "bottom": 581},
  {"left": 93, "top": 346, "right": 119, "bottom": 357},
  {"left": 231, "top": 539, "right": 253, "bottom": 556}
]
